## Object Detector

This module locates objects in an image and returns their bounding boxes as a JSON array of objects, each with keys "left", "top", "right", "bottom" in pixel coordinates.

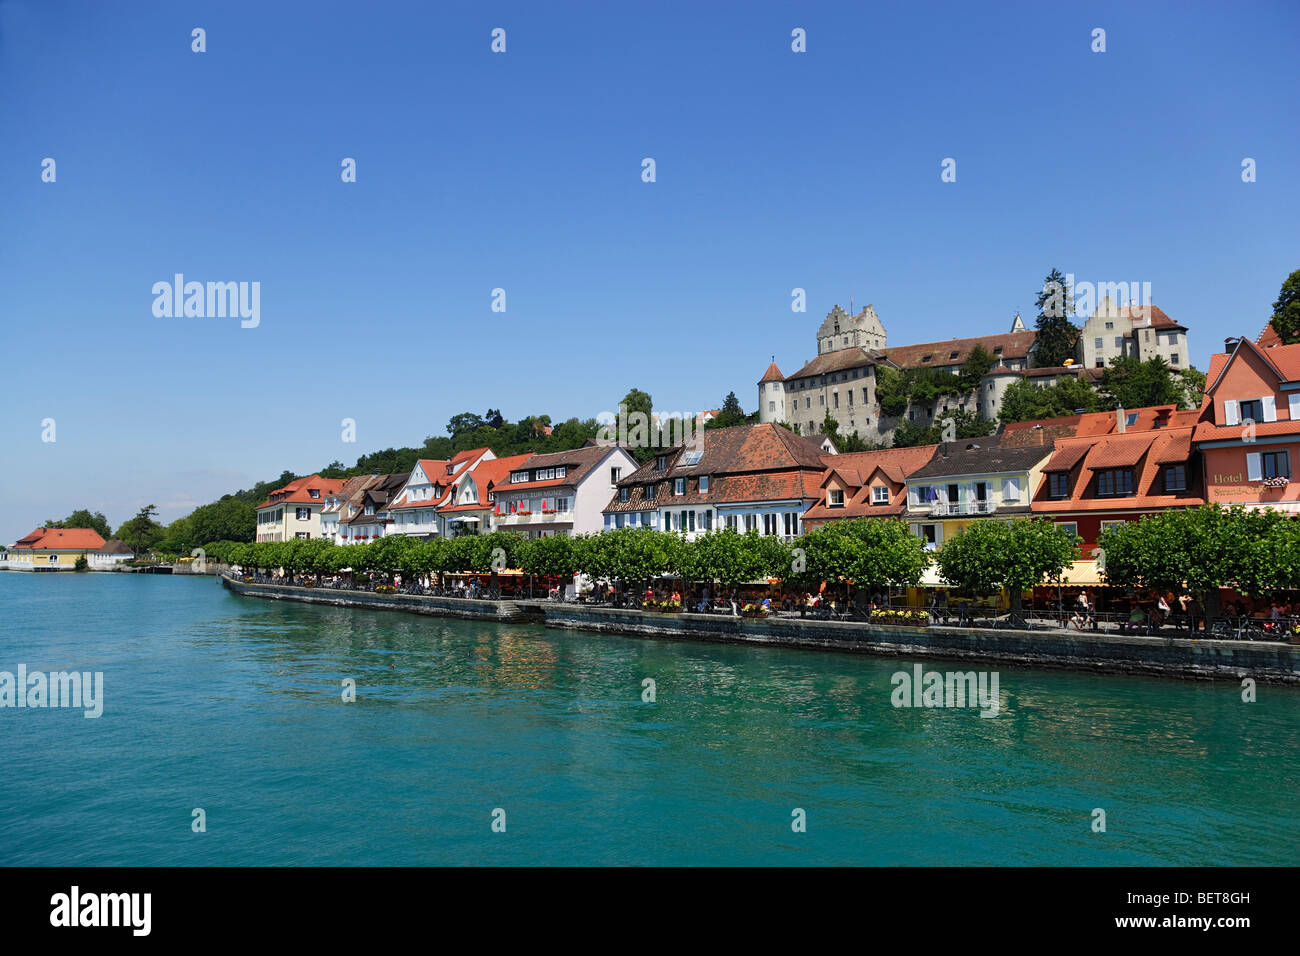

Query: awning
[
  {"left": 450, "top": 515, "right": 480, "bottom": 523},
  {"left": 1055, "top": 560, "right": 1105, "bottom": 586}
]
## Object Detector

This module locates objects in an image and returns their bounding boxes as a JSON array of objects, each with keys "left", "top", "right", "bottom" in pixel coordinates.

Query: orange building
[{"left": 1194, "top": 336, "right": 1300, "bottom": 514}]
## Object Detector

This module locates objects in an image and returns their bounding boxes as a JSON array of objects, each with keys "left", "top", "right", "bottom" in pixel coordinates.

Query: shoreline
[{"left": 219, "top": 574, "right": 1300, "bottom": 685}]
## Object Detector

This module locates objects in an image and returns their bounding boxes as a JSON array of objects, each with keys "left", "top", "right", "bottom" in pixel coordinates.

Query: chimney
[
  {"left": 1116, "top": 407, "right": 1127, "bottom": 434},
  {"left": 1224, "top": 336, "right": 1240, "bottom": 352},
  {"left": 1032, "top": 424, "right": 1045, "bottom": 445}
]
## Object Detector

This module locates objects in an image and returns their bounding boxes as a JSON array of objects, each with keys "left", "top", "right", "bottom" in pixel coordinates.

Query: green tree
[
  {"left": 187, "top": 498, "right": 256, "bottom": 544},
  {"left": 1098, "top": 505, "right": 1296, "bottom": 629},
  {"left": 45, "top": 509, "right": 113, "bottom": 539},
  {"left": 875, "top": 366, "right": 907, "bottom": 418},
  {"left": 679, "top": 529, "right": 770, "bottom": 596},
  {"left": 997, "top": 375, "right": 1102, "bottom": 424},
  {"left": 115, "top": 505, "right": 165, "bottom": 556},
  {"left": 1099, "top": 356, "right": 1184, "bottom": 410},
  {"left": 959, "top": 345, "right": 996, "bottom": 389},
  {"left": 1177, "top": 367, "right": 1206, "bottom": 409},
  {"left": 447, "top": 412, "right": 486, "bottom": 438},
  {"left": 798, "top": 519, "right": 927, "bottom": 601},
  {"left": 934, "top": 518, "right": 1080, "bottom": 625},
  {"left": 1033, "top": 268, "right": 1078, "bottom": 367},
  {"left": 708, "top": 391, "right": 747, "bottom": 429},
  {"left": 1268, "top": 268, "right": 1300, "bottom": 344}
]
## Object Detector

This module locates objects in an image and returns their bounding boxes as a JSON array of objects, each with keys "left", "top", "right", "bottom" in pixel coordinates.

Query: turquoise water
[{"left": 0, "top": 572, "right": 1295, "bottom": 866}]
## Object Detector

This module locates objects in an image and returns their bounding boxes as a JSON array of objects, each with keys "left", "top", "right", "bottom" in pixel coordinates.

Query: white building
[{"left": 495, "top": 443, "right": 638, "bottom": 537}]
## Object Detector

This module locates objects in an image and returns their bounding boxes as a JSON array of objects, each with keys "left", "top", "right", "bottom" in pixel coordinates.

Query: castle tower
[
  {"left": 816, "top": 304, "right": 886, "bottom": 355},
  {"left": 757, "top": 360, "right": 785, "bottom": 424}
]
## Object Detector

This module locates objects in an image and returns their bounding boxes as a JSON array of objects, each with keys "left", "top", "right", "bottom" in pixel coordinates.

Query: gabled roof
[
  {"left": 1205, "top": 337, "right": 1300, "bottom": 395},
  {"left": 883, "top": 331, "right": 1036, "bottom": 371},
  {"left": 908, "top": 437, "right": 1051, "bottom": 480},
  {"left": 321, "top": 475, "right": 374, "bottom": 514},
  {"left": 94, "top": 539, "right": 134, "bottom": 555},
  {"left": 1032, "top": 418, "right": 1202, "bottom": 514},
  {"left": 1258, "top": 322, "right": 1283, "bottom": 348},
  {"left": 340, "top": 473, "right": 407, "bottom": 524},
  {"left": 802, "top": 445, "right": 940, "bottom": 521},
  {"left": 12, "top": 528, "right": 107, "bottom": 551},
  {"left": 255, "top": 475, "right": 347, "bottom": 510},
  {"left": 1086, "top": 434, "right": 1155, "bottom": 470},
  {"left": 1115, "top": 303, "right": 1185, "bottom": 331},
  {"left": 603, "top": 424, "right": 830, "bottom": 513},
  {"left": 785, "top": 347, "right": 883, "bottom": 381},
  {"left": 439, "top": 453, "right": 532, "bottom": 513},
  {"left": 497, "top": 444, "right": 623, "bottom": 492}
]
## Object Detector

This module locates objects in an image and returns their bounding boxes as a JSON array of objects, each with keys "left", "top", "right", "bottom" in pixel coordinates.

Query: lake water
[{"left": 1, "top": 572, "right": 1295, "bottom": 865}]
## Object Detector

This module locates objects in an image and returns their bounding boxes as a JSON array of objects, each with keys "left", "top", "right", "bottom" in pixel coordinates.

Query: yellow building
[
  {"left": 4, "top": 528, "right": 107, "bottom": 570},
  {"left": 903, "top": 437, "right": 1054, "bottom": 589}
]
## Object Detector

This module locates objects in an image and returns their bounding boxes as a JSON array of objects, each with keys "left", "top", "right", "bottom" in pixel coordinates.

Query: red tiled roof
[
  {"left": 1115, "top": 303, "right": 1185, "bottom": 331},
  {"left": 759, "top": 361, "right": 784, "bottom": 383},
  {"left": 438, "top": 453, "right": 532, "bottom": 514},
  {"left": 255, "top": 475, "right": 347, "bottom": 510},
  {"left": 883, "top": 331, "right": 1036, "bottom": 371},
  {"left": 1193, "top": 419, "right": 1300, "bottom": 442},
  {"left": 12, "top": 528, "right": 106, "bottom": 551},
  {"left": 1152, "top": 431, "right": 1192, "bottom": 463},
  {"left": 1258, "top": 323, "right": 1283, "bottom": 348},
  {"left": 1086, "top": 435, "right": 1155, "bottom": 469},
  {"left": 1043, "top": 442, "right": 1090, "bottom": 472},
  {"left": 603, "top": 424, "right": 830, "bottom": 513},
  {"left": 785, "top": 347, "right": 883, "bottom": 381},
  {"left": 802, "top": 445, "right": 939, "bottom": 522},
  {"left": 497, "top": 444, "right": 619, "bottom": 492},
  {"left": 1032, "top": 421, "right": 1202, "bottom": 514}
]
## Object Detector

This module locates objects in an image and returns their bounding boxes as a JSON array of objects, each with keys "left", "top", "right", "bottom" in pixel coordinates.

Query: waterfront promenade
[{"left": 220, "top": 573, "right": 1300, "bottom": 684}]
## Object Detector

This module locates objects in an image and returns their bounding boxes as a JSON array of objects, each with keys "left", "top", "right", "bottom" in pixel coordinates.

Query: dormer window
[
  {"left": 1239, "top": 399, "right": 1263, "bottom": 423},
  {"left": 1096, "top": 469, "right": 1135, "bottom": 497},
  {"left": 698, "top": 475, "right": 709, "bottom": 492},
  {"left": 309, "top": 489, "right": 320, "bottom": 499},
  {"left": 1163, "top": 465, "right": 1187, "bottom": 492},
  {"left": 365, "top": 505, "right": 375, "bottom": 515},
  {"left": 674, "top": 478, "right": 686, "bottom": 495},
  {"left": 1048, "top": 473, "right": 1070, "bottom": 499},
  {"left": 829, "top": 489, "right": 845, "bottom": 508},
  {"left": 871, "top": 485, "right": 889, "bottom": 505},
  {"left": 645, "top": 484, "right": 655, "bottom": 501},
  {"left": 656, "top": 455, "right": 667, "bottom": 470}
]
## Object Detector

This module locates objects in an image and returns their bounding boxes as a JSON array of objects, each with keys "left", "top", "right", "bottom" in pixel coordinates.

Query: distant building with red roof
[
  {"left": 1194, "top": 337, "right": 1300, "bottom": 514},
  {"left": 603, "top": 423, "right": 832, "bottom": 539},
  {"left": 254, "top": 474, "right": 348, "bottom": 542},
  {"left": 3, "top": 527, "right": 107, "bottom": 570}
]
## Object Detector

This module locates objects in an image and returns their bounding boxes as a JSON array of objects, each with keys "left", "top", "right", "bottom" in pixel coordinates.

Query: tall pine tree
[{"left": 1033, "top": 268, "right": 1078, "bottom": 367}]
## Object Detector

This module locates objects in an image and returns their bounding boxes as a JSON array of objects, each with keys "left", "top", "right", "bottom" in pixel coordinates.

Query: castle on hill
[{"left": 757, "top": 300, "right": 1190, "bottom": 444}]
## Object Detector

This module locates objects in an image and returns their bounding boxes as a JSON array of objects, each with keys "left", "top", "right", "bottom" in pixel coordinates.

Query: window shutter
[
  {"left": 1289, "top": 394, "right": 1300, "bottom": 421},
  {"left": 1246, "top": 452, "right": 1262, "bottom": 481},
  {"left": 1003, "top": 477, "right": 1019, "bottom": 501},
  {"left": 1224, "top": 400, "right": 1240, "bottom": 426},
  {"left": 1262, "top": 396, "right": 1277, "bottom": 422}
]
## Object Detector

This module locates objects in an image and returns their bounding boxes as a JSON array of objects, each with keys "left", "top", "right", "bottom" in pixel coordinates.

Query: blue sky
[{"left": 1, "top": 0, "right": 1296, "bottom": 542}]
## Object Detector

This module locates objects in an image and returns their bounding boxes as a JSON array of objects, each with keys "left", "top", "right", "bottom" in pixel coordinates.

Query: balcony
[{"left": 929, "top": 500, "right": 997, "bottom": 517}]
